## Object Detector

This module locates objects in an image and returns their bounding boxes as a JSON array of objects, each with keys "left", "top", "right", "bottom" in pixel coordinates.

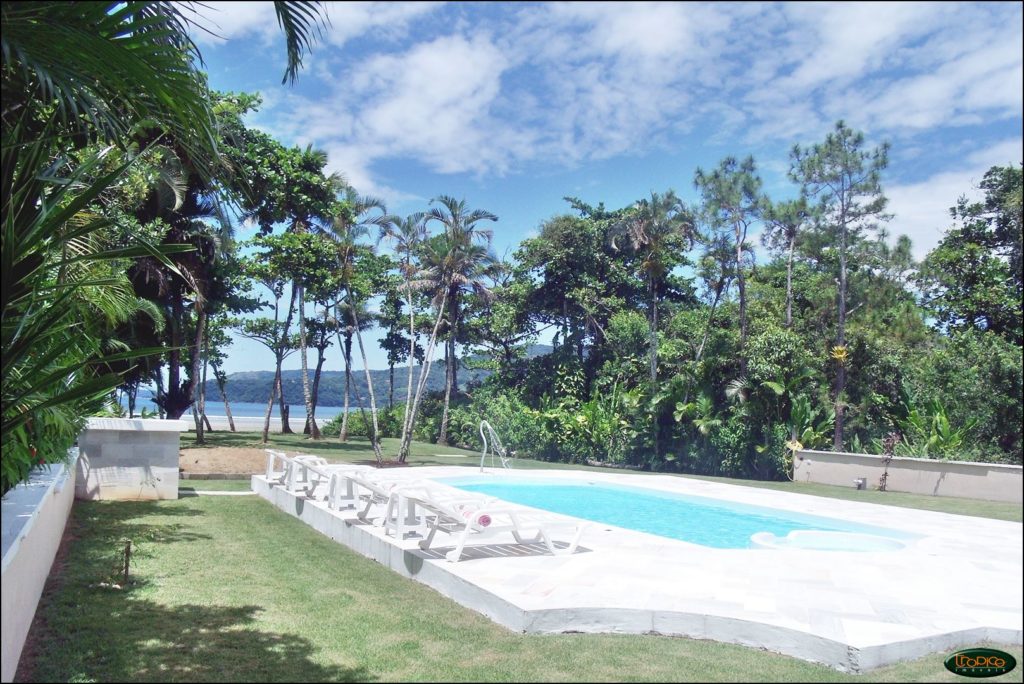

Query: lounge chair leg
[
  {"left": 418, "top": 522, "right": 439, "bottom": 551},
  {"left": 446, "top": 527, "right": 472, "bottom": 562}
]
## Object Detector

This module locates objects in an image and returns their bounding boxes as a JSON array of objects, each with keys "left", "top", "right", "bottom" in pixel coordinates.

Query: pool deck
[{"left": 252, "top": 466, "right": 1023, "bottom": 673}]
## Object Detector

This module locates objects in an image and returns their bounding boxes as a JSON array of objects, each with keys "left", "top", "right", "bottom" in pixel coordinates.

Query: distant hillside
[{"left": 205, "top": 345, "right": 552, "bottom": 406}]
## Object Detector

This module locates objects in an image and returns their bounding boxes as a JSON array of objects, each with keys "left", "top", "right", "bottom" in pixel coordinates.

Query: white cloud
[
  {"left": 191, "top": 2, "right": 443, "bottom": 49},
  {"left": 322, "top": 2, "right": 443, "bottom": 48},
  {"left": 238, "top": 2, "right": 1021, "bottom": 213},
  {"left": 349, "top": 34, "right": 515, "bottom": 175},
  {"left": 191, "top": 2, "right": 279, "bottom": 45},
  {"left": 886, "top": 138, "right": 1023, "bottom": 259},
  {"left": 738, "top": 2, "right": 1023, "bottom": 143}
]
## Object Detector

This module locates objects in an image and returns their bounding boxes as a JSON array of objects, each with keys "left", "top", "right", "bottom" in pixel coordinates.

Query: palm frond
[{"left": 274, "top": 1, "right": 328, "bottom": 85}]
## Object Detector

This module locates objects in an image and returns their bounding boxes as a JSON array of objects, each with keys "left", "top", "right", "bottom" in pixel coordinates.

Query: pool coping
[{"left": 252, "top": 466, "right": 1023, "bottom": 673}]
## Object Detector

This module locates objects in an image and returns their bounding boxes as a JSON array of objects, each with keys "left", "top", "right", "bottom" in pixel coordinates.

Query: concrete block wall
[
  {"left": 75, "top": 418, "right": 189, "bottom": 501},
  {"left": 793, "top": 449, "right": 1023, "bottom": 503}
]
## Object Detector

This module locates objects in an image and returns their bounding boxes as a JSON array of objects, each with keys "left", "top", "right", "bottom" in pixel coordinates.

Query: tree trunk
[
  {"left": 214, "top": 366, "right": 236, "bottom": 432},
  {"left": 649, "top": 275, "right": 658, "bottom": 385},
  {"left": 438, "top": 289, "right": 457, "bottom": 446},
  {"left": 834, "top": 220, "right": 848, "bottom": 450},
  {"left": 439, "top": 342, "right": 453, "bottom": 446},
  {"left": 167, "top": 299, "right": 181, "bottom": 416},
  {"left": 398, "top": 299, "right": 448, "bottom": 462},
  {"left": 186, "top": 307, "right": 209, "bottom": 440},
  {"left": 735, "top": 221, "right": 748, "bottom": 377},
  {"left": 153, "top": 369, "right": 165, "bottom": 419},
  {"left": 297, "top": 282, "right": 320, "bottom": 439},
  {"left": 388, "top": 364, "right": 394, "bottom": 409},
  {"left": 400, "top": 284, "right": 417, "bottom": 448},
  {"left": 199, "top": 338, "right": 211, "bottom": 432},
  {"left": 192, "top": 405, "right": 204, "bottom": 444},
  {"left": 351, "top": 296, "right": 384, "bottom": 463},
  {"left": 649, "top": 275, "right": 660, "bottom": 457},
  {"left": 278, "top": 287, "right": 298, "bottom": 435},
  {"left": 340, "top": 333, "right": 352, "bottom": 441},
  {"left": 262, "top": 359, "right": 280, "bottom": 443},
  {"left": 127, "top": 384, "right": 137, "bottom": 418},
  {"left": 683, "top": 279, "right": 728, "bottom": 408},
  {"left": 786, "top": 234, "right": 795, "bottom": 329},
  {"left": 305, "top": 347, "right": 326, "bottom": 435}
]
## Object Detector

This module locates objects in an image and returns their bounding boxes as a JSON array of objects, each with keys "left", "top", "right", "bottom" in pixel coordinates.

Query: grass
[
  {"left": 179, "top": 479, "right": 254, "bottom": 492},
  {"left": 182, "top": 432, "right": 1023, "bottom": 522},
  {"left": 20, "top": 494, "right": 1023, "bottom": 682}
]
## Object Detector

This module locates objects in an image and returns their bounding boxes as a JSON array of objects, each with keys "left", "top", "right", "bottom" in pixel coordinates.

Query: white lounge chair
[
  {"left": 265, "top": 449, "right": 290, "bottom": 483},
  {"left": 378, "top": 482, "right": 497, "bottom": 540},
  {"left": 407, "top": 489, "right": 588, "bottom": 562},
  {"left": 264, "top": 450, "right": 371, "bottom": 504},
  {"left": 339, "top": 471, "right": 423, "bottom": 523}
]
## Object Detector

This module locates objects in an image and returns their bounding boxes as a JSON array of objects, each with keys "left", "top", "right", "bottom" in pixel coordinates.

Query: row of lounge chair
[{"left": 263, "top": 450, "right": 586, "bottom": 562}]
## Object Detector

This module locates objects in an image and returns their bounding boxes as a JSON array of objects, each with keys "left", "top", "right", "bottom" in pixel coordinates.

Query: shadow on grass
[
  {"left": 51, "top": 501, "right": 213, "bottom": 594},
  {"left": 20, "top": 500, "right": 371, "bottom": 683},
  {"left": 25, "top": 600, "right": 370, "bottom": 682}
]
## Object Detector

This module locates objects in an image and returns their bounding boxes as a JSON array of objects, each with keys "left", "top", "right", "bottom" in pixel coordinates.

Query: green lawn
[
  {"left": 19, "top": 494, "right": 1023, "bottom": 682},
  {"left": 182, "top": 432, "right": 1023, "bottom": 522}
]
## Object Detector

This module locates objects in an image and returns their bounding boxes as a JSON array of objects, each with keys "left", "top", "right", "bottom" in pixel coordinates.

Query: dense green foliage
[
  {"left": 1, "top": 1, "right": 328, "bottom": 493},
  {"left": 3, "top": 2, "right": 1019, "bottom": 493},
  {"left": 412, "top": 153, "right": 1021, "bottom": 477}
]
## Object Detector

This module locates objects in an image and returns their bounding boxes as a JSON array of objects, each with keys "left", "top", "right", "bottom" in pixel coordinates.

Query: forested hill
[
  {"left": 207, "top": 365, "right": 474, "bottom": 406},
  {"left": 206, "top": 345, "right": 552, "bottom": 406}
]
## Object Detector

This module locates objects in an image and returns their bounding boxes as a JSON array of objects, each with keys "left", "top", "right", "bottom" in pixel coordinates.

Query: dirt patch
[{"left": 179, "top": 447, "right": 267, "bottom": 474}]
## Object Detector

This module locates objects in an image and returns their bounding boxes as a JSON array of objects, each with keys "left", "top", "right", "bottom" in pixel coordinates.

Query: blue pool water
[{"left": 442, "top": 478, "right": 912, "bottom": 549}]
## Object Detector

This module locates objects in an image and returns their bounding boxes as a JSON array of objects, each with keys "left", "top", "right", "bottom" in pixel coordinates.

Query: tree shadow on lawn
[
  {"left": 72, "top": 500, "right": 212, "bottom": 550},
  {"left": 27, "top": 600, "right": 370, "bottom": 683},
  {"left": 20, "top": 501, "right": 371, "bottom": 683}
]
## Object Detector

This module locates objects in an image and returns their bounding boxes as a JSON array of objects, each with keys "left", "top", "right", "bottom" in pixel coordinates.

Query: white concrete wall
[
  {"left": 793, "top": 450, "right": 1023, "bottom": 503},
  {"left": 1, "top": 454, "right": 78, "bottom": 682},
  {"left": 76, "top": 418, "right": 188, "bottom": 501}
]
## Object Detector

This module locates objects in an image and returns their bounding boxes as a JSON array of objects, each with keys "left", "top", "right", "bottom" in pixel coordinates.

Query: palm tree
[
  {"left": 327, "top": 191, "right": 389, "bottom": 452},
  {"left": 378, "top": 213, "right": 426, "bottom": 450},
  {"left": 422, "top": 197, "right": 497, "bottom": 446},
  {"left": 1, "top": 1, "right": 328, "bottom": 490},
  {"left": 395, "top": 232, "right": 491, "bottom": 461},
  {"left": 129, "top": 173, "right": 235, "bottom": 422},
  {"left": 1, "top": 2, "right": 327, "bottom": 168},
  {"left": 332, "top": 299, "right": 374, "bottom": 442},
  {"left": 609, "top": 190, "right": 693, "bottom": 386}
]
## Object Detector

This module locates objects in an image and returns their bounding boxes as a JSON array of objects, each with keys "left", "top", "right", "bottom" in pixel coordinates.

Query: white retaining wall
[
  {"left": 793, "top": 449, "right": 1023, "bottom": 503},
  {"left": 1, "top": 453, "right": 78, "bottom": 682}
]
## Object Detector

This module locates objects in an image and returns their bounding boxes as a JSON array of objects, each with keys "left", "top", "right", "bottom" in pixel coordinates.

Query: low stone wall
[
  {"left": 793, "top": 449, "right": 1023, "bottom": 503},
  {"left": 76, "top": 418, "right": 189, "bottom": 501},
  {"left": 1, "top": 453, "right": 78, "bottom": 682}
]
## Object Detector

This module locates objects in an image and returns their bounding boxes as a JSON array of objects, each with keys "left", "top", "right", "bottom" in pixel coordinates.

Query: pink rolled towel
[{"left": 462, "top": 508, "right": 491, "bottom": 527}]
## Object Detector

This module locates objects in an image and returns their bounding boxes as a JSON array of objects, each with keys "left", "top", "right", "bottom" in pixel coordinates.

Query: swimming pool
[{"left": 442, "top": 477, "right": 914, "bottom": 549}]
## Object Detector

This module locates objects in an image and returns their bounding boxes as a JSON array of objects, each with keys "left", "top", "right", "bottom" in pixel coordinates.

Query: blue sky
[{"left": 187, "top": 1, "right": 1023, "bottom": 377}]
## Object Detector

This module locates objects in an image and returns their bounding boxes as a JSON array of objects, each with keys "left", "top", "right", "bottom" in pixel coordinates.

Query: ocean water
[{"left": 120, "top": 393, "right": 343, "bottom": 418}]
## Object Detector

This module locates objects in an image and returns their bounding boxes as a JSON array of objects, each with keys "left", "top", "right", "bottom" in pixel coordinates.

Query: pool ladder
[{"left": 479, "top": 420, "right": 513, "bottom": 472}]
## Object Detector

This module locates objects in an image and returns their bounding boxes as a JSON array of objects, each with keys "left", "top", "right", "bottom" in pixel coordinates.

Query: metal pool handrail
[{"left": 479, "top": 420, "right": 513, "bottom": 472}]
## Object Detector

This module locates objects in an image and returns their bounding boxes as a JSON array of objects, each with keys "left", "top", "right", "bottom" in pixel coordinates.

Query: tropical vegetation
[{"left": 2, "top": 1, "right": 1021, "bottom": 495}]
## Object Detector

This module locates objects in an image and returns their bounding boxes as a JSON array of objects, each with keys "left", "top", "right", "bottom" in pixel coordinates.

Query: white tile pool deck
[{"left": 252, "top": 466, "right": 1023, "bottom": 673}]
